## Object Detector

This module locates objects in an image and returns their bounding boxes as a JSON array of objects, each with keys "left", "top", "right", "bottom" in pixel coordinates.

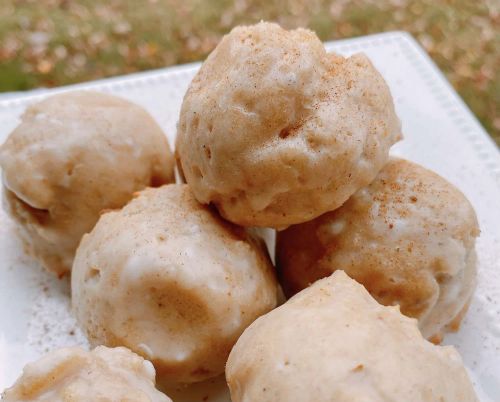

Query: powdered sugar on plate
[{"left": 26, "top": 271, "right": 88, "bottom": 355}]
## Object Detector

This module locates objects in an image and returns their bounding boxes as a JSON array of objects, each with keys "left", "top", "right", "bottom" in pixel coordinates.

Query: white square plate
[{"left": 0, "top": 32, "right": 499, "bottom": 401}]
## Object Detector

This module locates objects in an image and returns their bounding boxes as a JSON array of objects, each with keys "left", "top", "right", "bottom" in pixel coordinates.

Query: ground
[{"left": 0, "top": 0, "right": 498, "bottom": 144}]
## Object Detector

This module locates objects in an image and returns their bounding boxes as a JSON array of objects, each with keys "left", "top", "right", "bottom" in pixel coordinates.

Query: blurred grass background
[{"left": 0, "top": 0, "right": 498, "bottom": 144}]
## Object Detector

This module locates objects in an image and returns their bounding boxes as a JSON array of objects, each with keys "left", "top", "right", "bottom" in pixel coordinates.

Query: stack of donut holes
[{"left": 1, "top": 22, "right": 479, "bottom": 402}]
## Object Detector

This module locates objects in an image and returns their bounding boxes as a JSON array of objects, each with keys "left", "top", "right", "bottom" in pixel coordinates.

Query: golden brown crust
[{"left": 277, "top": 158, "right": 479, "bottom": 340}]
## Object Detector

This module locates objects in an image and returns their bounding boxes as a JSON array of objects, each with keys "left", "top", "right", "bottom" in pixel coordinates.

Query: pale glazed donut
[
  {"left": 2, "top": 346, "right": 171, "bottom": 402},
  {"left": 226, "top": 271, "right": 478, "bottom": 402},
  {"left": 0, "top": 91, "right": 174, "bottom": 276},
  {"left": 71, "top": 184, "right": 279, "bottom": 384},
  {"left": 176, "top": 21, "right": 401, "bottom": 228},
  {"left": 277, "top": 158, "right": 479, "bottom": 341}
]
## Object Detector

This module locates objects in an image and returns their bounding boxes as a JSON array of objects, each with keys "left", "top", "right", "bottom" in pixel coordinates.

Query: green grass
[{"left": 0, "top": 0, "right": 498, "bottom": 144}]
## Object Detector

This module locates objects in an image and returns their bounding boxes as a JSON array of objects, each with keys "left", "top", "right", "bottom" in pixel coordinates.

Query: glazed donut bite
[
  {"left": 0, "top": 91, "right": 174, "bottom": 276},
  {"left": 226, "top": 271, "right": 478, "bottom": 402},
  {"left": 71, "top": 184, "right": 279, "bottom": 384},
  {"left": 277, "top": 158, "right": 479, "bottom": 341},
  {"left": 2, "top": 346, "right": 171, "bottom": 402},
  {"left": 176, "top": 22, "right": 401, "bottom": 228}
]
